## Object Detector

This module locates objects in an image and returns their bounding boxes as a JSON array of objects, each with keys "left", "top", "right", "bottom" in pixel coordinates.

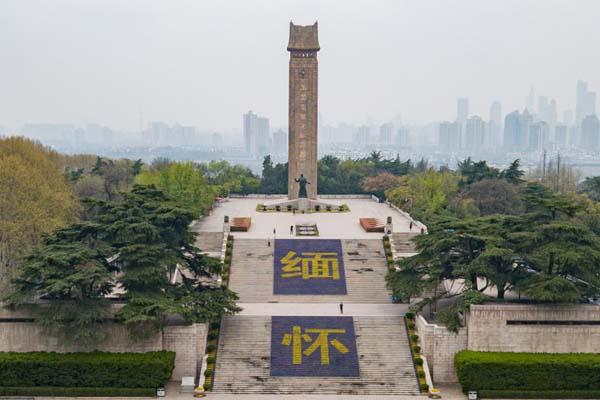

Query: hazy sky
[{"left": 1, "top": 0, "right": 599, "bottom": 132}]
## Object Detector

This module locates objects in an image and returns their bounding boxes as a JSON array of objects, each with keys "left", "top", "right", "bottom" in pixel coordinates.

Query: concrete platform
[{"left": 196, "top": 198, "right": 415, "bottom": 239}]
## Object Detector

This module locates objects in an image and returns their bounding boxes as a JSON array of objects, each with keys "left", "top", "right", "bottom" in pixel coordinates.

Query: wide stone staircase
[
  {"left": 228, "top": 238, "right": 392, "bottom": 303},
  {"left": 392, "top": 232, "right": 419, "bottom": 254},
  {"left": 212, "top": 315, "right": 419, "bottom": 395}
]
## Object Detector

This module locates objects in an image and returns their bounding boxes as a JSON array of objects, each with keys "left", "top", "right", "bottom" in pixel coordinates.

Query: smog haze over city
[{"left": 2, "top": 0, "right": 600, "bottom": 175}]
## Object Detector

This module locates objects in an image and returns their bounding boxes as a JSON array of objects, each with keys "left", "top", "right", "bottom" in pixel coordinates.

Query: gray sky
[{"left": 1, "top": 0, "right": 599, "bottom": 132}]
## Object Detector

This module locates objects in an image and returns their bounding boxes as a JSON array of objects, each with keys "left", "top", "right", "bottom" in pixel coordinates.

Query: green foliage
[
  {"left": 386, "top": 170, "right": 460, "bottom": 221},
  {"left": 7, "top": 185, "right": 240, "bottom": 342},
  {"left": 455, "top": 351, "right": 600, "bottom": 392},
  {"left": 457, "top": 157, "right": 500, "bottom": 187},
  {"left": 136, "top": 161, "right": 217, "bottom": 216},
  {"left": 0, "top": 387, "right": 156, "bottom": 397},
  {"left": 420, "top": 383, "right": 429, "bottom": 392},
  {"left": 0, "top": 351, "right": 175, "bottom": 388},
  {"left": 579, "top": 176, "right": 600, "bottom": 201},
  {"left": 260, "top": 156, "right": 288, "bottom": 194},
  {"left": 387, "top": 185, "right": 600, "bottom": 324},
  {"left": 477, "top": 390, "right": 600, "bottom": 399}
]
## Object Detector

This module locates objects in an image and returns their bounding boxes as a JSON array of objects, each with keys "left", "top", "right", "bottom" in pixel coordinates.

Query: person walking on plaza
[
  {"left": 339, "top": 302, "right": 344, "bottom": 314},
  {"left": 290, "top": 225, "right": 294, "bottom": 235}
]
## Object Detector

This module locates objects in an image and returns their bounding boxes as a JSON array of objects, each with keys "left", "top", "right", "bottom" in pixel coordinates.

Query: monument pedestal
[{"left": 265, "top": 197, "right": 339, "bottom": 213}]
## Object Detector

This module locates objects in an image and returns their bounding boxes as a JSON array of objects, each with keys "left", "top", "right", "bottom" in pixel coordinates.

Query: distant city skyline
[{"left": 1, "top": 0, "right": 600, "bottom": 131}]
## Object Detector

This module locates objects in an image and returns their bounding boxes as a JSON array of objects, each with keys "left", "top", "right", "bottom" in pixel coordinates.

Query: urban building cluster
[{"left": 439, "top": 80, "right": 598, "bottom": 156}]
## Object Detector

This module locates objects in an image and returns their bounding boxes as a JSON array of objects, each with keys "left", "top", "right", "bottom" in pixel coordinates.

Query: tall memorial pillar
[{"left": 287, "top": 22, "right": 319, "bottom": 200}]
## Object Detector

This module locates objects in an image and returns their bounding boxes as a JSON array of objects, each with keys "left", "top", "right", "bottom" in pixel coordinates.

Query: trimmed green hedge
[
  {"left": 0, "top": 351, "right": 175, "bottom": 388},
  {"left": 478, "top": 390, "right": 600, "bottom": 399},
  {"left": 0, "top": 387, "right": 156, "bottom": 397},
  {"left": 455, "top": 351, "right": 600, "bottom": 392}
]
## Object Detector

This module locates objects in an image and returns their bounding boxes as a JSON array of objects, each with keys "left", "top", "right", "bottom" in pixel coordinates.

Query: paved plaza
[{"left": 195, "top": 197, "right": 419, "bottom": 239}]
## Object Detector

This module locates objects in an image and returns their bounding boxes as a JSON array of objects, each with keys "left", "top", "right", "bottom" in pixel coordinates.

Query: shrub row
[
  {"left": 405, "top": 314, "right": 428, "bottom": 393},
  {"left": 455, "top": 351, "right": 600, "bottom": 392},
  {"left": 477, "top": 390, "right": 600, "bottom": 399},
  {"left": 0, "top": 351, "right": 175, "bottom": 388},
  {"left": 0, "top": 387, "right": 156, "bottom": 397}
]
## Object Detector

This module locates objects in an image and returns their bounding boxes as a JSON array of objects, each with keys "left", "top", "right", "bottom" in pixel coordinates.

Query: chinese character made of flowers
[
  {"left": 281, "top": 326, "right": 350, "bottom": 365},
  {"left": 280, "top": 251, "right": 340, "bottom": 280}
]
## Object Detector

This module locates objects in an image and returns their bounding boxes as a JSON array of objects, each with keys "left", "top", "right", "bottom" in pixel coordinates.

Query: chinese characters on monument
[
  {"left": 271, "top": 316, "right": 360, "bottom": 377},
  {"left": 273, "top": 239, "right": 347, "bottom": 295}
]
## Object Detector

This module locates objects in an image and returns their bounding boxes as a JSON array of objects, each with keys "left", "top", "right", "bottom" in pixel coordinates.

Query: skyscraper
[
  {"left": 537, "top": 96, "right": 557, "bottom": 127},
  {"left": 243, "top": 110, "right": 270, "bottom": 157},
  {"left": 504, "top": 110, "right": 532, "bottom": 152},
  {"left": 353, "top": 126, "right": 369, "bottom": 147},
  {"left": 457, "top": 98, "right": 469, "bottom": 124},
  {"left": 379, "top": 123, "right": 393, "bottom": 145},
  {"left": 581, "top": 114, "right": 600, "bottom": 150},
  {"left": 272, "top": 129, "right": 288, "bottom": 154},
  {"left": 395, "top": 127, "right": 410, "bottom": 147},
  {"left": 528, "top": 121, "right": 549, "bottom": 151},
  {"left": 554, "top": 124, "right": 568, "bottom": 148},
  {"left": 488, "top": 101, "right": 502, "bottom": 147},
  {"left": 465, "top": 116, "right": 485, "bottom": 153},
  {"left": 438, "top": 121, "right": 461, "bottom": 152},
  {"left": 576, "top": 80, "right": 597, "bottom": 124}
]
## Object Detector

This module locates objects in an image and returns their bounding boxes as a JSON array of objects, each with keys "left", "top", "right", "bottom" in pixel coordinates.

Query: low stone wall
[
  {"left": 417, "top": 304, "right": 600, "bottom": 384},
  {"left": 0, "top": 307, "right": 207, "bottom": 382},
  {"left": 468, "top": 304, "right": 600, "bottom": 353},
  {"left": 415, "top": 315, "right": 467, "bottom": 384},
  {"left": 163, "top": 323, "right": 208, "bottom": 381}
]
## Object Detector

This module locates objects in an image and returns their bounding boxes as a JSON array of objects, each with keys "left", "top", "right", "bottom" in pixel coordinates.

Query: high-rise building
[
  {"left": 395, "top": 127, "right": 410, "bottom": 147},
  {"left": 353, "top": 126, "right": 369, "bottom": 147},
  {"left": 581, "top": 114, "right": 600, "bottom": 150},
  {"left": 243, "top": 110, "right": 270, "bottom": 157},
  {"left": 465, "top": 116, "right": 485, "bottom": 153},
  {"left": 537, "top": 96, "right": 557, "bottom": 127},
  {"left": 457, "top": 98, "right": 469, "bottom": 124},
  {"left": 504, "top": 110, "right": 532, "bottom": 152},
  {"left": 554, "top": 124, "right": 568, "bottom": 148},
  {"left": 528, "top": 121, "right": 549, "bottom": 151},
  {"left": 563, "top": 110, "right": 574, "bottom": 126},
  {"left": 272, "top": 129, "right": 288, "bottom": 154},
  {"left": 211, "top": 132, "right": 223, "bottom": 146},
  {"left": 488, "top": 101, "right": 502, "bottom": 147},
  {"left": 576, "top": 80, "right": 597, "bottom": 124},
  {"left": 439, "top": 121, "right": 461, "bottom": 152},
  {"left": 379, "top": 123, "right": 393, "bottom": 145}
]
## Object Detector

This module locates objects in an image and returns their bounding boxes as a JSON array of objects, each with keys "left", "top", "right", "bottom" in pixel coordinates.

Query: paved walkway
[
  {"left": 196, "top": 198, "right": 415, "bottom": 239},
  {"left": 238, "top": 302, "right": 409, "bottom": 316}
]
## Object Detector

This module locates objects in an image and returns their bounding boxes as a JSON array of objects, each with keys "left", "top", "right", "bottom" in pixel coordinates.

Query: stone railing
[{"left": 385, "top": 201, "right": 427, "bottom": 232}]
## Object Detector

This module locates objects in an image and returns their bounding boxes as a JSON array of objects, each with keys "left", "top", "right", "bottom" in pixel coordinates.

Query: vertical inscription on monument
[{"left": 287, "top": 22, "right": 319, "bottom": 200}]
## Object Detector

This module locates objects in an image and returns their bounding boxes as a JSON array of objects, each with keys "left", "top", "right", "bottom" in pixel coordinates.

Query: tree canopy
[{"left": 6, "top": 185, "right": 240, "bottom": 343}]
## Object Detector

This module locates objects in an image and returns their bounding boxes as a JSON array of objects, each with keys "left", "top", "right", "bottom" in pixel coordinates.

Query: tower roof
[{"left": 287, "top": 21, "right": 320, "bottom": 51}]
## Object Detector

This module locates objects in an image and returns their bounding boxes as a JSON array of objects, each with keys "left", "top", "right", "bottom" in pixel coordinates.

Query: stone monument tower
[{"left": 287, "top": 22, "right": 319, "bottom": 200}]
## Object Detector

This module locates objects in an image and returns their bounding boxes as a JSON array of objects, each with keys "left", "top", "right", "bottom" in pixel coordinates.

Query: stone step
[
  {"left": 228, "top": 239, "right": 392, "bottom": 303},
  {"left": 212, "top": 315, "right": 419, "bottom": 395},
  {"left": 194, "top": 231, "right": 225, "bottom": 253},
  {"left": 392, "top": 232, "right": 419, "bottom": 254}
]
